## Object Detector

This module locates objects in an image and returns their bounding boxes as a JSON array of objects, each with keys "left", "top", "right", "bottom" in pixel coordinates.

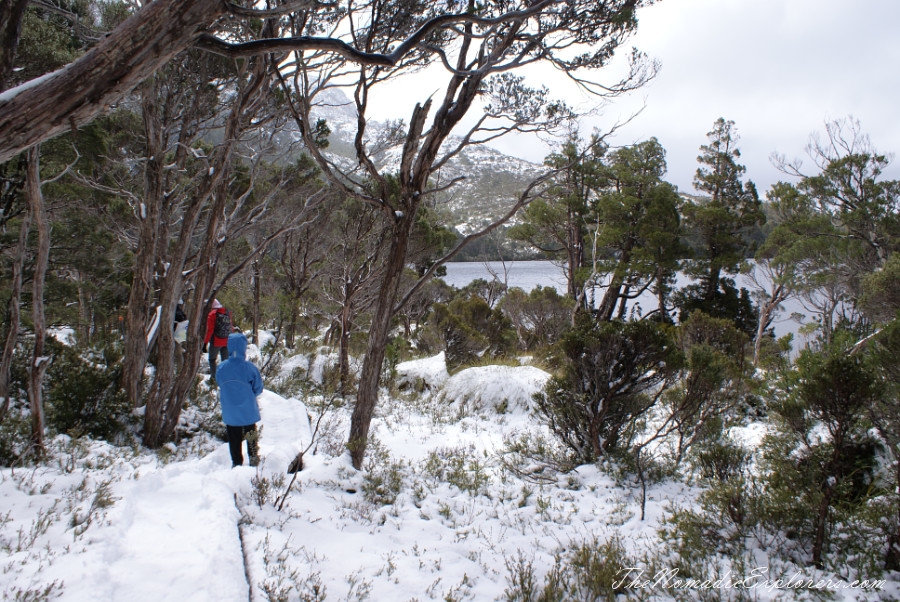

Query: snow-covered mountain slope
[{"left": 284, "top": 87, "right": 543, "bottom": 234}]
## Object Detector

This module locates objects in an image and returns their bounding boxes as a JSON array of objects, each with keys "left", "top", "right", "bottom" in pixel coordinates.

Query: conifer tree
[{"left": 680, "top": 118, "right": 764, "bottom": 333}]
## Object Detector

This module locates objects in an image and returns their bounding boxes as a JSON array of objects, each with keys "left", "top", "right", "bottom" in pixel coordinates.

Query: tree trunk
[
  {"left": 887, "top": 458, "right": 900, "bottom": 571},
  {"left": 753, "top": 283, "right": 785, "bottom": 366},
  {"left": 597, "top": 245, "right": 633, "bottom": 322},
  {"left": 142, "top": 66, "right": 255, "bottom": 446},
  {"left": 0, "top": 0, "right": 224, "bottom": 163},
  {"left": 615, "top": 283, "right": 631, "bottom": 320},
  {"left": 26, "top": 146, "right": 49, "bottom": 456},
  {"left": 566, "top": 221, "right": 584, "bottom": 302},
  {"left": 0, "top": 0, "right": 29, "bottom": 91},
  {"left": 252, "top": 260, "right": 261, "bottom": 345},
  {"left": 0, "top": 175, "right": 30, "bottom": 424},
  {"left": 142, "top": 176, "right": 220, "bottom": 447},
  {"left": 286, "top": 300, "right": 297, "bottom": 349},
  {"left": 704, "top": 265, "right": 721, "bottom": 303},
  {"left": 122, "top": 80, "right": 165, "bottom": 409},
  {"left": 76, "top": 275, "right": 91, "bottom": 344},
  {"left": 812, "top": 485, "right": 834, "bottom": 569},
  {"left": 339, "top": 299, "right": 352, "bottom": 395},
  {"left": 348, "top": 217, "right": 413, "bottom": 469},
  {"left": 655, "top": 265, "right": 670, "bottom": 323}
]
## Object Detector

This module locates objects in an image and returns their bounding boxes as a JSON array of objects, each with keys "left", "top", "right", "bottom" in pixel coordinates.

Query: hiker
[
  {"left": 216, "top": 332, "right": 263, "bottom": 467},
  {"left": 174, "top": 301, "right": 187, "bottom": 328},
  {"left": 203, "top": 299, "right": 232, "bottom": 377},
  {"left": 173, "top": 301, "right": 188, "bottom": 371}
]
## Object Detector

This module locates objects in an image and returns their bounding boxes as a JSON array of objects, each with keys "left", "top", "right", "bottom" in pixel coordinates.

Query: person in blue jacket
[{"left": 216, "top": 332, "right": 263, "bottom": 467}]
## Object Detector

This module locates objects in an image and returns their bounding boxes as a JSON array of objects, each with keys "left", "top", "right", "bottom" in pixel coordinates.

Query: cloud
[
  {"left": 596, "top": 0, "right": 900, "bottom": 193},
  {"left": 366, "top": 0, "right": 900, "bottom": 195}
]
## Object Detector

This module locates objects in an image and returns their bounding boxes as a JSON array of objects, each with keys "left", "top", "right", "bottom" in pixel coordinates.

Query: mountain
[{"left": 291, "top": 88, "right": 544, "bottom": 236}]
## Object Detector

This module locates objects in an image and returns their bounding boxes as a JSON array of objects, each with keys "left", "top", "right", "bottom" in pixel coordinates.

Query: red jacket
[{"left": 204, "top": 307, "right": 230, "bottom": 347}]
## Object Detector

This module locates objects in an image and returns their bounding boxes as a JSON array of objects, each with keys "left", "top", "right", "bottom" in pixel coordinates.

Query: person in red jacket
[{"left": 203, "top": 299, "right": 232, "bottom": 378}]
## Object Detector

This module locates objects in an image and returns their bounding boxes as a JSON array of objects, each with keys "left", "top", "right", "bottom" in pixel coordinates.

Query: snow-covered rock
[
  {"left": 395, "top": 352, "right": 450, "bottom": 390},
  {"left": 439, "top": 364, "right": 550, "bottom": 414}
]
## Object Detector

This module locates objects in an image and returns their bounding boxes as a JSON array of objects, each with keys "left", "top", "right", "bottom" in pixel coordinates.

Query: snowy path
[{"left": 38, "top": 390, "right": 311, "bottom": 601}]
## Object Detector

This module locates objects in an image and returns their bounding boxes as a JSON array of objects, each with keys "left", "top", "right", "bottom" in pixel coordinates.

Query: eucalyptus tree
[
  {"left": 0, "top": 0, "right": 650, "bottom": 164},
  {"left": 867, "top": 317, "right": 900, "bottom": 570},
  {"left": 778, "top": 117, "right": 899, "bottom": 279},
  {"left": 320, "top": 197, "right": 389, "bottom": 395},
  {"left": 748, "top": 183, "right": 805, "bottom": 365},
  {"left": 88, "top": 42, "right": 318, "bottom": 445},
  {"left": 2, "top": 0, "right": 659, "bottom": 462},
  {"left": 680, "top": 118, "right": 764, "bottom": 332},
  {"left": 280, "top": 0, "right": 657, "bottom": 468},
  {"left": 0, "top": 0, "right": 113, "bottom": 430},
  {"left": 769, "top": 118, "right": 899, "bottom": 347},
  {"left": 0, "top": 0, "right": 28, "bottom": 90},
  {"left": 273, "top": 198, "right": 334, "bottom": 349},
  {"left": 23, "top": 147, "right": 50, "bottom": 455}
]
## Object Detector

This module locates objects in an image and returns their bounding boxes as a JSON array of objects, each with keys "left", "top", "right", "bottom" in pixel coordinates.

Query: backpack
[
  {"left": 174, "top": 320, "right": 188, "bottom": 343},
  {"left": 213, "top": 309, "right": 233, "bottom": 340}
]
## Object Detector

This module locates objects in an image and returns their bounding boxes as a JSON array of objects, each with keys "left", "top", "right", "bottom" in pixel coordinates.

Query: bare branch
[
  {"left": 394, "top": 169, "right": 559, "bottom": 312},
  {"left": 198, "top": 0, "right": 559, "bottom": 65},
  {"left": 223, "top": 0, "right": 334, "bottom": 18}
]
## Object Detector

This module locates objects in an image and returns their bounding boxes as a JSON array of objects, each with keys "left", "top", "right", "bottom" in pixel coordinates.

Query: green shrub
[
  {"left": 42, "top": 338, "right": 132, "bottom": 441},
  {"left": 500, "top": 285, "right": 574, "bottom": 352},
  {"left": 692, "top": 438, "right": 750, "bottom": 483},
  {"left": 6, "top": 337, "right": 131, "bottom": 444},
  {"left": 421, "top": 445, "right": 492, "bottom": 496},
  {"left": 0, "top": 403, "right": 32, "bottom": 466},
  {"left": 533, "top": 317, "right": 677, "bottom": 463},
  {"left": 674, "top": 278, "right": 759, "bottom": 337},
  {"left": 503, "top": 537, "right": 635, "bottom": 602},
  {"left": 419, "top": 294, "right": 516, "bottom": 371},
  {"left": 767, "top": 345, "right": 884, "bottom": 568},
  {"left": 362, "top": 444, "right": 405, "bottom": 506}
]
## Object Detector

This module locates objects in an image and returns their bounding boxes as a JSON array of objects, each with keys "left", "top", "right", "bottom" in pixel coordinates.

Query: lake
[{"left": 443, "top": 260, "right": 807, "bottom": 341}]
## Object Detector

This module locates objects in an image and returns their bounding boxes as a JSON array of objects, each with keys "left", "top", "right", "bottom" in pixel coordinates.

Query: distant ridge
[{"left": 283, "top": 88, "right": 544, "bottom": 235}]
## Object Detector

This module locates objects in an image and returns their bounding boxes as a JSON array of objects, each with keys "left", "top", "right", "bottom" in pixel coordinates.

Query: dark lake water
[{"left": 443, "top": 260, "right": 807, "bottom": 342}]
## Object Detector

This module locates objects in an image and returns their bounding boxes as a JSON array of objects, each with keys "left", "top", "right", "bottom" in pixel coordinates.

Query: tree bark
[
  {"left": 26, "top": 146, "right": 49, "bottom": 456},
  {"left": 596, "top": 243, "right": 634, "bottom": 322},
  {"left": 252, "top": 260, "right": 261, "bottom": 345},
  {"left": 888, "top": 457, "right": 900, "bottom": 571},
  {"left": 753, "top": 281, "right": 786, "bottom": 366},
  {"left": 122, "top": 79, "right": 166, "bottom": 409},
  {"left": 812, "top": 485, "right": 834, "bottom": 569},
  {"left": 0, "top": 0, "right": 29, "bottom": 91},
  {"left": 348, "top": 217, "right": 414, "bottom": 468},
  {"left": 0, "top": 165, "right": 31, "bottom": 425},
  {"left": 142, "top": 57, "right": 268, "bottom": 446},
  {"left": 655, "top": 264, "right": 671, "bottom": 323},
  {"left": 704, "top": 265, "right": 721, "bottom": 303},
  {"left": 0, "top": 0, "right": 224, "bottom": 164},
  {"left": 339, "top": 297, "right": 352, "bottom": 395}
]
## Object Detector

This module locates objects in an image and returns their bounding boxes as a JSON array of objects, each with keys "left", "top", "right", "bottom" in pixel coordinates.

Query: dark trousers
[
  {"left": 209, "top": 344, "right": 228, "bottom": 377},
  {"left": 226, "top": 424, "right": 259, "bottom": 467}
]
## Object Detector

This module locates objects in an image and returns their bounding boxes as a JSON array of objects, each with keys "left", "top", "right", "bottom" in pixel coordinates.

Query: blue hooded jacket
[{"left": 216, "top": 333, "right": 263, "bottom": 426}]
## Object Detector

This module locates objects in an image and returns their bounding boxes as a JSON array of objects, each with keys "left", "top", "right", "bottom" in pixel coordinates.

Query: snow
[
  {"left": 48, "top": 327, "right": 76, "bottom": 346},
  {"left": 145, "top": 305, "right": 161, "bottom": 344},
  {"left": 0, "top": 67, "right": 67, "bottom": 103},
  {"left": 1, "top": 352, "right": 895, "bottom": 601},
  {"left": 439, "top": 364, "right": 549, "bottom": 413},
  {"left": 396, "top": 351, "right": 450, "bottom": 390}
]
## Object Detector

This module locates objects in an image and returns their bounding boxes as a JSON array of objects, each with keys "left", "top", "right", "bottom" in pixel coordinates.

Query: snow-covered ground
[{"left": 1, "top": 353, "right": 895, "bottom": 601}]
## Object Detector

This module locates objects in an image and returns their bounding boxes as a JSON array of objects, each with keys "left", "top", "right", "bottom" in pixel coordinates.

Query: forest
[{"left": 1, "top": 0, "right": 900, "bottom": 599}]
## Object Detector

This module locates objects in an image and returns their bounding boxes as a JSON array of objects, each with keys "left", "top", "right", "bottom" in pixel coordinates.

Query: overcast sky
[
  {"left": 586, "top": 0, "right": 900, "bottom": 194},
  {"left": 370, "top": 0, "right": 900, "bottom": 196}
]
